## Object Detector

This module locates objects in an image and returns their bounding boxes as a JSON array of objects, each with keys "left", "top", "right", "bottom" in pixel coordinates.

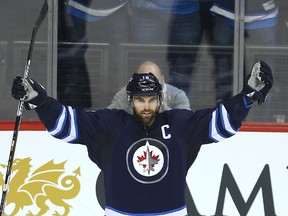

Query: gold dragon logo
[{"left": 0, "top": 157, "right": 81, "bottom": 216}]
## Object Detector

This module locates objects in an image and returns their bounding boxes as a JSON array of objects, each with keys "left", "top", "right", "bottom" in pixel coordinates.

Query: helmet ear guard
[{"left": 158, "top": 91, "right": 164, "bottom": 106}]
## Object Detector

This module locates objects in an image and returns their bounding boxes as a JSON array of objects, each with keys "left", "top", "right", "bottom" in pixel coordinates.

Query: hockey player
[
  {"left": 11, "top": 60, "right": 273, "bottom": 215},
  {"left": 100, "top": 60, "right": 193, "bottom": 211}
]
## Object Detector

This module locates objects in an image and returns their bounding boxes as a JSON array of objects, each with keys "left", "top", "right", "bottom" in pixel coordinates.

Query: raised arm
[{"left": 206, "top": 60, "right": 273, "bottom": 143}]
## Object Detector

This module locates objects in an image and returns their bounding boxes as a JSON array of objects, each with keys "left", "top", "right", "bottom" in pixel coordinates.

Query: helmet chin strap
[
  {"left": 155, "top": 100, "right": 162, "bottom": 114},
  {"left": 156, "top": 93, "right": 164, "bottom": 114}
]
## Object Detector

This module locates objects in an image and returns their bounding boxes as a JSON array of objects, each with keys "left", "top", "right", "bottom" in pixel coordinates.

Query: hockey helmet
[{"left": 126, "top": 72, "right": 163, "bottom": 103}]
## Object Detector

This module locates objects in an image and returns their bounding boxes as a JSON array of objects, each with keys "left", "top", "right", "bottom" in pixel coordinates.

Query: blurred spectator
[
  {"left": 108, "top": 60, "right": 191, "bottom": 113},
  {"left": 275, "top": 0, "right": 288, "bottom": 45},
  {"left": 68, "top": 0, "right": 130, "bottom": 69},
  {"left": 130, "top": 0, "right": 202, "bottom": 96},
  {"left": 58, "top": 0, "right": 92, "bottom": 109},
  {"left": 199, "top": 0, "right": 213, "bottom": 42},
  {"left": 210, "top": 0, "right": 279, "bottom": 103},
  {"left": 58, "top": 0, "right": 130, "bottom": 109}
]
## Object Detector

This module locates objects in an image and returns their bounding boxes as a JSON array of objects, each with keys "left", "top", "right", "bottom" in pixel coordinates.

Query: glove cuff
[
  {"left": 24, "top": 81, "right": 47, "bottom": 110},
  {"left": 241, "top": 84, "right": 263, "bottom": 105},
  {"left": 24, "top": 95, "right": 47, "bottom": 110}
]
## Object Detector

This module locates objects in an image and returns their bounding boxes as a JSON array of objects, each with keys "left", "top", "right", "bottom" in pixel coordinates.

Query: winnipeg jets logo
[
  {"left": 127, "top": 138, "right": 169, "bottom": 184},
  {"left": 134, "top": 141, "right": 162, "bottom": 176}
]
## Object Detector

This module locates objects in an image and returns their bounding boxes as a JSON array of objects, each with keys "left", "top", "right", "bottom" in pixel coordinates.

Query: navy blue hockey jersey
[{"left": 35, "top": 93, "right": 251, "bottom": 215}]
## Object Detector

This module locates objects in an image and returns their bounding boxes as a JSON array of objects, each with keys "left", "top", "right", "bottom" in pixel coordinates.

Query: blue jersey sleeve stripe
[
  {"left": 243, "top": 96, "right": 253, "bottom": 109},
  {"left": 62, "top": 107, "right": 78, "bottom": 143},
  {"left": 48, "top": 105, "right": 67, "bottom": 136},
  {"left": 220, "top": 104, "right": 238, "bottom": 135},
  {"left": 209, "top": 109, "right": 226, "bottom": 143}
]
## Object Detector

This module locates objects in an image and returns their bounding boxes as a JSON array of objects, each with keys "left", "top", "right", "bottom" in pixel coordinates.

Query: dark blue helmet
[{"left": 126, "top": 73, "right": 163, "bottom": 103}]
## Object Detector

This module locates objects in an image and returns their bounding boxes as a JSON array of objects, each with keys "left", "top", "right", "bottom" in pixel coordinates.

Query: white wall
[{"left": 0, "top": 131, "right": 287, "bottom": 216}]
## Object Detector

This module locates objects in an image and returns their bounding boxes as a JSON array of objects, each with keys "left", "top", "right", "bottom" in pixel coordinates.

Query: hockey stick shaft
[{"left": 0, "top": 1, "right": 48, "bottom": 215}]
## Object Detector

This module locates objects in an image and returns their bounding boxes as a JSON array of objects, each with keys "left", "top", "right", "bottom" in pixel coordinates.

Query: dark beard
[{"left": 133, "top": 110, "right": 156, "bottom": 126}]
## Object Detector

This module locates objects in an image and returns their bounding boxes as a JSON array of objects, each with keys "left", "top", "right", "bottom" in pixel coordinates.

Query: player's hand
[
  {"left": 11, "top": 76, "right": 47, "bottom": 110},
  {"left": 241, "top": 60, "right": 273, "bottom": 105}
]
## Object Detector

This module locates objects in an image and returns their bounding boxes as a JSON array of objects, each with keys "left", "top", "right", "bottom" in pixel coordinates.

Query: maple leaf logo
[{"left": 137, "top": 142, "right": 160, "bottom": 175}]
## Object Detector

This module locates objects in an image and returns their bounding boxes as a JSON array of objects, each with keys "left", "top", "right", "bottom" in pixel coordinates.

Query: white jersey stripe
[
  {"left": 68, "top": 0, "right": 125, "bottom": 17},
  {"left": 105, "top": 206, "right": 187, "bottom": 216},
  {"left": 62, "top": 106, "right": 78, "bottom": 143},
  {"left": 210, "top": 5, "right": 235, "bottom": 20},
  {"left": 210, "top": 6, "right": 278, "bottom": 23},
  {"left": 220, "top": 104, "right": 237, "bottom": 135},
  {"left": 48, "top": 105, "right": 67, "bottom": 136},
  {"left": 210, "top": 109, "right": 225, "bottom": 142}
]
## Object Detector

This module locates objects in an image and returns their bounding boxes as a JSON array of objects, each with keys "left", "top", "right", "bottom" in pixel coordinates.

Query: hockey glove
[
  {"left": 11, "top": 76, "right": 47, "bottom": 110},
  {"left": 241, "top": 60, "right": 273, "bottom": 105}
]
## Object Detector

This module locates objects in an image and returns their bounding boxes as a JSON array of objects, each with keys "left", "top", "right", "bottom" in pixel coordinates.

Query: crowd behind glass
[{"left": 0, "top": 0, "right": 287, "bottom": 122}]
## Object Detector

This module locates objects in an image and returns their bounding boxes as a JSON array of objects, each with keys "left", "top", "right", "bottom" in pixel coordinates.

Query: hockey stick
[{"left": 0, "top": 1, "right": 48, "bottom": 215}]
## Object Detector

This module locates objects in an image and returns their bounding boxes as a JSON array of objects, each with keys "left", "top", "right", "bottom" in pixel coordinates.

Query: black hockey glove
[
  {"left": 11, "top": 76, "right": 47, "bottom": 110},
  {"left": 241, "top": 60, "right": 273, "bottom": 105}
]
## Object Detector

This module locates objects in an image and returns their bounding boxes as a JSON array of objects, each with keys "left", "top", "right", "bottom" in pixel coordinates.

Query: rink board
[{"left": 0, "top": 130, "right": 287, "bottom": 216}]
